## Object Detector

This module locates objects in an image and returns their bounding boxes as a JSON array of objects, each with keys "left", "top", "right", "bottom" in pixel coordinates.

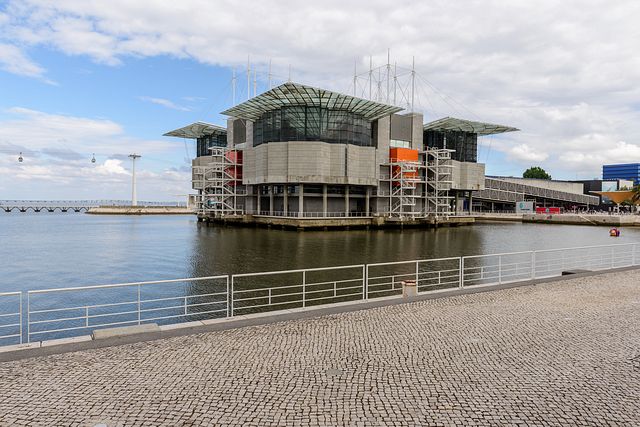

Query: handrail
[{"left": 1, "top": 242, "right": 638, "bottom": 347}]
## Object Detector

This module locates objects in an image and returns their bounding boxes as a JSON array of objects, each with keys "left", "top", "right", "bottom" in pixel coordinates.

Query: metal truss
[
  {"left": 192, "top": 148, "right": 245, "bottom": 216},
  {"left": 424, "top": 148, "right": 454, "bottom": 217}
]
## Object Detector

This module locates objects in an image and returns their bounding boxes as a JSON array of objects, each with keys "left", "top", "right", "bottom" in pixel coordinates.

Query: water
[{"left": 2, "top": 212, "right": 639, "bottom": 292}]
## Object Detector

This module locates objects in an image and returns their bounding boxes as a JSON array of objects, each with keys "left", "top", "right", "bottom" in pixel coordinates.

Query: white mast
[
  {"left": 411, "top": 56, "right": 415, "bottom": 112},
  {"left": 386, "top": 49, "right": 390, "bottom": 103},
  {"left": 253, "top": 68, "right": 257, "bottom": 97},
  {"left": 288, "top": 64, "right": 292, "bottom": 82},
  {"left": 128, "top": 154, "right": 141, "bottom": 206},
  {"left": 246, "top": 56, "right": 251, "bottom": 100},
  {"left": 268, "top": 59, "right": 272, "bottom": 89},
  {"left": 353, "top": 59, "right": 357, "bottom": 96},
  {"left": 393, "top": 62, "right": 397, "bottom": 106},
  {"left": 232, "top": 68, "right": 236, "bottom": 105},
  {"left": 368, "top": 55, "right": 372, "bottom": 100}
]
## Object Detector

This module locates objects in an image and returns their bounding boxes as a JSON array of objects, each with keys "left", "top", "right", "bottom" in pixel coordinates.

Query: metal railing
[
  {"left": 0, "top": 292, "right": 22, "bottom": 345},
  {"left": 1, "top": 242, "right": 638, "bottom": 347},
  {"left": 26, "top": 276, "right": 228, "bottom": 343}
]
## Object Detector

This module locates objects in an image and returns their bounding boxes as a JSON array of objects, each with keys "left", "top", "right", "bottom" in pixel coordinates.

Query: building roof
[
  {"left": 423, "top": 117, "right": 519, "bottom": 136},
  {"left": 221, "top": 82, "right": 404, "bottom": 121},
  {"left": 163, "top": 122, "right": 227, "bottom": 139}
]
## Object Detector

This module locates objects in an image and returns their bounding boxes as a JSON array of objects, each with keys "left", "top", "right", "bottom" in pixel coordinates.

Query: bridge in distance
[{"left": 0, "top": 200, "right": 186, "bottom": 213}]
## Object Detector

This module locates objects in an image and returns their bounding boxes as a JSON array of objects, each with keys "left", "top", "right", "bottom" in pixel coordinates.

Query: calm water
[{"left": 2, "top": 212, "right": 639, "bottom": 292}]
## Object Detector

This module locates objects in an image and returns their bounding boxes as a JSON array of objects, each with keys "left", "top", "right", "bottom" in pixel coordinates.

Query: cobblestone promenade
[{"left": 1, "top": 271, "right": 639, "bottom": 426}]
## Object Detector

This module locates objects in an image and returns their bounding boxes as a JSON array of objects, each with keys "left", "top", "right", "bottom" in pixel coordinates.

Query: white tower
[{"left": 129, "top": 153, "right": 141, "bottom": 206}]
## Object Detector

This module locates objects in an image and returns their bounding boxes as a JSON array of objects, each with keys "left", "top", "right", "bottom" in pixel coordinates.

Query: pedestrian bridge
[{"left": 0, "top": 200, "right": 186, "bottom": 213}]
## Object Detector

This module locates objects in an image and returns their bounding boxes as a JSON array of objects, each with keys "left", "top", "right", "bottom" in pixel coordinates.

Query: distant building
[{"left": 602, "top": 163, "right": 640, "bottom": 185}]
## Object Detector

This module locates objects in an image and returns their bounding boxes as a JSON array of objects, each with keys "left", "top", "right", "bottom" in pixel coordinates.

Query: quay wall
[{"left": 87, "top": 206, "right": 195, "bottom": 215}]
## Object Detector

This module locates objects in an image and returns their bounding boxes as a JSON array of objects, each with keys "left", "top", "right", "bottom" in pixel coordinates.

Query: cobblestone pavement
[{"left": 1, "top": 271, "right": 639, "bottom": 426}]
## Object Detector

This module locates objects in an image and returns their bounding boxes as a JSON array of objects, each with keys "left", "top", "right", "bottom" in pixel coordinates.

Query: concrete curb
[{"left": 1, "top": 265, "right": 638, "bottom": 363}]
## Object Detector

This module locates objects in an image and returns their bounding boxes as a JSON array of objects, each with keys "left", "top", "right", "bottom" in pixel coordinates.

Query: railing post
[
  {"left": 19, "top": 292, "right": 23, "bottom": 344},
  {"left": 26, "top": 292, "right": 30, "bottom": 343},
  {"left": 531, "top": 251, "right": 536, "bottom": 279},
  {"left": 362, "top": 264, "right": 369, "bottom": 300},
  {"left": 415, "top": 261, "right": 419, "bottom": 291},
  {"left": 459, "top": 257, "right": 464, "bottom": 288},
  {"left": 85, "top": 307, "right": 89, "bottom": 327},
  {"left": 611, "top": 246, "right": 615, "bottom": 269},
  {"left": 137, "top": 284, "right": 141, "bottom": 325},
  {"left": 184, "top": 296, "right": 188, "bottom": 316},
  {"left": 302, "top": 270, "right": 306, "bottom": 308},
  {"left": 268, "top": 288, "right": 272, "bottom": 305},
  {"left": 230, "top": 276, "right": 234, "bottom": 317},
  {"left": 333, "top": 281, "right": 337, "bottom": 297},
  {"left": 226, "top": 276, "right": 231, "bottom": 318}
]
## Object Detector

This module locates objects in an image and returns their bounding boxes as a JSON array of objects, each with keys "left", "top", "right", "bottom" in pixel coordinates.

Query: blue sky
[{"left": 1, "top": 0, "right": 639, "bottom": 200}]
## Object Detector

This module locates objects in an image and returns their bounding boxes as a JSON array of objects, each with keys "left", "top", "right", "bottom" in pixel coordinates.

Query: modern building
[
  {"left": 165, "top": 81, "right": 595, "bottom": 225},
  {"left": 603, "top": 163, "right": 640, "bottom": 185}
]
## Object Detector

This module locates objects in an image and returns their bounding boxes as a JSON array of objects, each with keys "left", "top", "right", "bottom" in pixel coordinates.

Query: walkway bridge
[
  {"left": 474, "top": 178, "right": 599, "bottom": 207},
  {"left": 0, "top": 200, "right": 186, "bottom": 213}
]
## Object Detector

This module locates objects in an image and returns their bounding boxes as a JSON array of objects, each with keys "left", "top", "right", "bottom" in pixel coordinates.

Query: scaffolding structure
[
  {"left": 192, "top": 148, "right": 245, "bottom": 216},
  {"left": 387, "top": 159, "right": 423, "bottom": 217},
  {"left": 424, "top": 148, "right": 454, "bottom": 217}
]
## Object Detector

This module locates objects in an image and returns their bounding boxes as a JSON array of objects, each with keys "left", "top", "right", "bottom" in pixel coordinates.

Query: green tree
[{"left": 523, "top": 166, "right": 551, "bottom": 180}]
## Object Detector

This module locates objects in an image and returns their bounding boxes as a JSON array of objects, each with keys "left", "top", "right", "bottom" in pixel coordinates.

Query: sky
[{"left": 1, "top": 0, "right": 640, "bottom": 201}]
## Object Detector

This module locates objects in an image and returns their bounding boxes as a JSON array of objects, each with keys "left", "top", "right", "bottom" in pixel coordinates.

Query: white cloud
[
  {"left": 0, "top": 42, "right": 49, "bottom": 81},
  {"left": 1, "top": 0, "right": 640, "bottom": 180},
  {"left": 0, "top": 108, "right": 191, "bottom": 200},
  {"left": 139, "top": 96, "right": 191, "bottom": 111}
]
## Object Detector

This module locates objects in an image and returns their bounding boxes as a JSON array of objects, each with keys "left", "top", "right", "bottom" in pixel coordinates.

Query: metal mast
[{"left": 128, "top": 154, "right": 141, "bottom": 206}]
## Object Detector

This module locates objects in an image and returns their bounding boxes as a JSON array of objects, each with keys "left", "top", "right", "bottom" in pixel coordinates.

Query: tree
[{"left": 523, "top": 166, "right": 551, "bottom": 180}]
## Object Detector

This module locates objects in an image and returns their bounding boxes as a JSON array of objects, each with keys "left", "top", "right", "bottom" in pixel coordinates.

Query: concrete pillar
[
  {"left": 269, "top": 185, "right": 274, "bottom": 215},
  {"left": 322, "top": 184, "right": 328, "bottom": 217},
  {"left": 365, "top": 187, "right": 370, "bottom": 216},
  {"left": 257, "top": 186, "right": 261, "bottom": 214},
  {"left": 345, "top": 185, "right": 350, "bottom": 216},
  {"left": 283, "top": 187, "right": 288, "bottom": 216},
  {"left": 468, "top": 192, "right": 473, "bottom": 214},
  {"left": 298, "top": 184, "right": 304, "bottom": 218}
]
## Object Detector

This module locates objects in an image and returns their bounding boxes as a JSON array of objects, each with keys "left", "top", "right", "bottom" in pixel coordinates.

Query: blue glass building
[{"left": 602, "top": 163, "right": 640, "bottom": 185}]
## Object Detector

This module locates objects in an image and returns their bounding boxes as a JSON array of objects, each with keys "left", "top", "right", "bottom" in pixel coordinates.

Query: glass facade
[
  {"left": 196, "top": 133, "right": 227, "bottom": 157},
  {"left": 424, "top": 130, "right": 478, "bottom": 163},
  {"left": 253, "top": 107, "right": 372, "bottom": 147}
]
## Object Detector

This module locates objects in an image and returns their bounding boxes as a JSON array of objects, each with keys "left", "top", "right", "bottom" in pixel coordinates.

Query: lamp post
[{"left": 129, "top": 154, "right": 141, "bottom": 206}]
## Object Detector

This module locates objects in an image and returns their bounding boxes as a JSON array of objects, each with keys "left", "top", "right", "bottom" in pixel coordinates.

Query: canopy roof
[
  {"left": 423, "top": 117, "right": 519, "bottom": 136},
  {"left": 221, "top": 82, "right": 403, "bottom": 122},
  {"left": 592, "top": 190, "right": 636, "bottom": 204},
  {"left": 163, "top": 122, "right": 227, "bottom": 139}
]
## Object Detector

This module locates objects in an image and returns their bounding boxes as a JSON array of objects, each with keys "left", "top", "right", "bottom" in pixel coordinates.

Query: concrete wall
[
  {"left": 451, "top": 161, "right": 485, "bottom": 191},
  {"left": 243, "top": 141, "right": 377, "bottom": 185},
  {"left": 495, "top": 177, "right": 584, "bottom": 195}
]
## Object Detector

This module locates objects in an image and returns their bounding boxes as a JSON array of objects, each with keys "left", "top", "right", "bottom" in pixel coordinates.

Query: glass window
[{"left": 252, "top": 106, "right": 371, "bottom": 147}]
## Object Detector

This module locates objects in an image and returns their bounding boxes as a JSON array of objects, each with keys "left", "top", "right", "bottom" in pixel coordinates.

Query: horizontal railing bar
[
  {"left": 234, "top": 284, "right": 302, "bottom": 294},
  {"left": 233, "top": 299, "right": 302, "bottom": 311},
  {"left": 305, "top": 292, "right": 364, "bottom": 303},
  {"left": 28, "top": 275, "right": 229, "bottom": 294},
  {"left": 232, "top": 264, "right": 365, "bottom": 279},
  {"left": 234, "top": 290, "right": 303, "bottom": 303},
  {"left": 304, "top": 285, "right": 363, "bottom": 295},
  {"left": 144, "top": 308, "right": 227, "bottom": 322},
  {"left": 0, "top": 312, "right": 20, "bottom": 318},
  {"left": 0, "top": 292, "right": 21, "bottom": 297},
  {"left": 0, "top": 323, "right": 20, "bottom": 329}
]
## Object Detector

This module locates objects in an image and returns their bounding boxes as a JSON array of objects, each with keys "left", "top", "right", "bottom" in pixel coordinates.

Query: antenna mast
[
  {"left": 268, "top": 59, "right": 272, "bottom": 89},
  {"left": 386, "top": 49, "right": 390, "bottom": 103},
  {"left": 246, "top": 56, "right": 251, "bottom": 100},
  {"left": 353, "top": 59, "right": 357, "bottom": 96},
  {"left": 368, "top": 55, "right": 372, "bottom": 100},
  {"left": 232, "top": 68, "right": 236, "bottom": 105},
  {"left": 411, "top": 56, "right": 415, "bottom": 112}
]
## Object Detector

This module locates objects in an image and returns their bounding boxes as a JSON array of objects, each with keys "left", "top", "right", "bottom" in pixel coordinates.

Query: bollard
[{"left": 402, "top": 280, "right": 417, "bottom": 298}]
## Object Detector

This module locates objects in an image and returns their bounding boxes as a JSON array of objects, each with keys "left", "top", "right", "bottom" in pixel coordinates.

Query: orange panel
[{"left": 389, "top": 147, "right": 418, "bottom": 162}]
